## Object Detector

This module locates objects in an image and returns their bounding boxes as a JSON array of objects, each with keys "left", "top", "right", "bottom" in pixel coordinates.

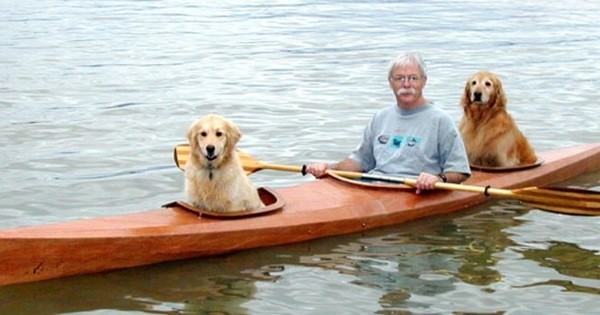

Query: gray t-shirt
[{"left": 349, "top": 103, "right": 471, "bottom": 178}]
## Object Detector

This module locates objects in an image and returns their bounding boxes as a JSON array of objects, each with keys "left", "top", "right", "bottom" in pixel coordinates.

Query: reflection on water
[
  {"left": 1, "top": 0, "right": 600, "bottom": 314},
  {"left": 519, "top": 242, "right": 600, "bottom": 294}
]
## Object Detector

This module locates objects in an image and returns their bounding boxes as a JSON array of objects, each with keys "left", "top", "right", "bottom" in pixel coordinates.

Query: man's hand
[
  {"left": 415, "top": 172, "right": 443, "bottom": 194},
  {"left": 305, "top": 162, "right": 330, "bottom": 178}
]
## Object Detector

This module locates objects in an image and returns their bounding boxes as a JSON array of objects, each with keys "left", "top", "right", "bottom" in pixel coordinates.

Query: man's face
[{"left": 389, "top": 64, "right": 427, "bottom": 107}]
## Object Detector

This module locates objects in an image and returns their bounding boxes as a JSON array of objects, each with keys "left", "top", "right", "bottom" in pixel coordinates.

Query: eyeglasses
[{"left": 391, "top": 75, "right": 421, "bottom": 83}]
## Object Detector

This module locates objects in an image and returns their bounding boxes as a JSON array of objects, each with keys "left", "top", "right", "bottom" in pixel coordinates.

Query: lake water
[{"left": 1, "top": 0, "right": 599, "bottom": 314}]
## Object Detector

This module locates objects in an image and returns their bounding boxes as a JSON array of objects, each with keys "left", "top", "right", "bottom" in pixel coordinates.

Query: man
[{"left": 305, "top": 52, "right": 471, "bottom": 194}]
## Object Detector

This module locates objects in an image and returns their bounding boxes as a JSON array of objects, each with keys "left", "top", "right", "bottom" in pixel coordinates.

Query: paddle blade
[
  {"left": 174, "top": 144, "right": 189, "bottom": 171},
  {"left": 514, "top": 187, "right": 600, "bottom": 215},
  {"left": 238, "top": 151, "right": 266, "bottom": 174}
]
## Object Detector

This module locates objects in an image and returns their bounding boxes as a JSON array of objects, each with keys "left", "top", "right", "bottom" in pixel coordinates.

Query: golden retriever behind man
[
  {"left": 459, "top": 71, "right": 537, "bottom": 167},
  {"left": 185, "top": 114, "right": 264, "bottom": 212}
]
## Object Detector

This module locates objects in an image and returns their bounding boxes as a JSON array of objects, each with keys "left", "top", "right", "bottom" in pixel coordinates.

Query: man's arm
[{"left": 441, "top": 172, "right": 469, "bottom": 184}]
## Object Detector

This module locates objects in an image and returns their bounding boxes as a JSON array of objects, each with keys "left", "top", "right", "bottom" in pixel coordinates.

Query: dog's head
[
  {"left": 461, "top": 71, "right": 507, "bottom": 111},
  {"left": 186, "top": 114, "right": 241, "bottom": 168}
]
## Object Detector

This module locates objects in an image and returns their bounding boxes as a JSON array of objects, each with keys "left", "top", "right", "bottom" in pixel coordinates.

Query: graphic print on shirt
[
  {"left": 377, "top": 135, "right": 389, "bottom": 145},
  {"left": 388, "top": 134, "right": 421, "bottom": 149}
]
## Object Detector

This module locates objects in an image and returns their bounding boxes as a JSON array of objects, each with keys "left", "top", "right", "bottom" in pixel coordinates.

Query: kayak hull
[{"left": 1, "top": 143, "right": 599, "bottom": 286}]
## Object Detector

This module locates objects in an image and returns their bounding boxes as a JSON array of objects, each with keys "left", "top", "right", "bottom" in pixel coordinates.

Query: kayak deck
[{"left": 0, "top": 143, "right": 599, "bottom": 286}]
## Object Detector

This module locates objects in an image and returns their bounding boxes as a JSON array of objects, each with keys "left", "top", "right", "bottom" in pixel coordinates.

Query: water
[{"left": 1, "top": 0, "right": 599, "bottom": 314}]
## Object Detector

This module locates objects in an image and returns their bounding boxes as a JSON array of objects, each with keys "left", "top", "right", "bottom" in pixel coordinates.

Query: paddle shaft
[
  {"left": 257, "top": 162, "right": 489, "bottom": 192},
  {"left": 328, "top": 171, "right": 599, "bottom": 211},
  {"left": 260, "top": 163, "right": 304, "bottom": 173},
  {"left": 256, "top": 162, "right": 597, "bottom": 211}
]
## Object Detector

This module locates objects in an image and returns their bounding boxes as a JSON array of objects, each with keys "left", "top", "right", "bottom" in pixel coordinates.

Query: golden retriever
[
  {"left": 459, "top": 71, "right": 537, "bottom": 167},
  {"left": 184, "top": 114, "right": 264, "bottom": 212}
]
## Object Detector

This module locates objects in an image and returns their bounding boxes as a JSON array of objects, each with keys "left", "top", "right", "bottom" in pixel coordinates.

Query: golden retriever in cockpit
[
  {"left": 459, "top": 71, "right": 537, "bottom": 167},
  {"left": 184, "top": 114, "right": 263, "bottom": 212}
]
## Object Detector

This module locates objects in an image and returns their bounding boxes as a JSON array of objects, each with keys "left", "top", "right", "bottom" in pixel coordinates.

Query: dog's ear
[
  {"left": 224, "top": 119, "right": 242, "bottom": 154},
  {"left": 460, "top": 78, "right": 472, "bottom": 108},
  {"left": 492, "top": 76, "right": 507, "bottom": 108},
  {"left": 227, "top": 122, "right": 242, "bottom": 145},
  {"left": 186, "top": 120, "right": 199, "bottom": 149}
]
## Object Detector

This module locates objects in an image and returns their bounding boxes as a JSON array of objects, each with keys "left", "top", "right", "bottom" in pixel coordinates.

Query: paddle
[{"left": 174, "top": 144, "right": 600, "bottom": 215}]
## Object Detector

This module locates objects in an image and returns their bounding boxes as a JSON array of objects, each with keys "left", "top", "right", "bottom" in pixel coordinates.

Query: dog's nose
[
  {"left": 473, "top": 92, "right": 482, "bottom": 102},
  {"left": 206, "top": 145, "right": 215, "bottom": 156}
]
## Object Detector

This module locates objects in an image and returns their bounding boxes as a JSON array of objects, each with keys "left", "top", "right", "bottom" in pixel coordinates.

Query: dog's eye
[
  {"left": 200, "top": 131, "right": 207, "bottom": 137},
  {"left": 485, "top": 81, "right": 492, "bottom": 87},
  {"left": 471, "top": 80, "right": 477, "bottom": 86},
  {"left": 215, "top": 131, "right": 223, "bottom": 137}
]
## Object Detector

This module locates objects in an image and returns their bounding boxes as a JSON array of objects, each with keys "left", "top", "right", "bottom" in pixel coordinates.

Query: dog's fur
[
  {"left": 459, "top": 71, "right": 537, "bottom": 167},
  {"left": 184, "top": 114, "right": 264, "bottom": 212}
]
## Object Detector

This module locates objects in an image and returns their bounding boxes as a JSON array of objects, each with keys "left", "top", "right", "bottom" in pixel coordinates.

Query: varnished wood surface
[{"left": 0, "top": 143, "right": 599, "bottom": 286}]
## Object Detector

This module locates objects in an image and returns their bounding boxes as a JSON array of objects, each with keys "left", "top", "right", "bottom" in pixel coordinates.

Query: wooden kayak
[{"left": 1, "top": 142, "right": 599, "bottom": 287}]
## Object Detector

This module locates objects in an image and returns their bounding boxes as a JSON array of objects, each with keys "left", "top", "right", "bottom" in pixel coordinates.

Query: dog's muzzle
[
  {"left": 472, "top": 92, "right": 483, "bottom": 103},
  {"left": 204, "top": 145, "right": 217, "bottom": 161}
]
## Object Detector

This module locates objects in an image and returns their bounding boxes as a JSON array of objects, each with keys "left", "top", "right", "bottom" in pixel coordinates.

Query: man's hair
[{"left": 387, "top": 52, "right": 428, "bottom": 79}]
